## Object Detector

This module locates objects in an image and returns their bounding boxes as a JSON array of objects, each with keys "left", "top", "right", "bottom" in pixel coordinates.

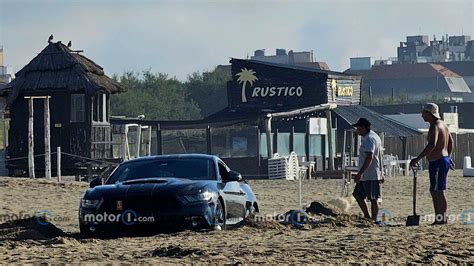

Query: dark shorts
[
  {"left": 429, "top": 156, "right": 450, "bottom": 191},
  {"left": 352, "top": 181, "right": 381, "bottom": 201}
]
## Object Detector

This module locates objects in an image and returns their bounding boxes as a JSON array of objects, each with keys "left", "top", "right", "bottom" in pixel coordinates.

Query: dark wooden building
[
  {"left": 0, "top": 41, "right": 126, "bottom": 176},
  {"left": 109, "top": 59, "right": 420, "bottom": 178}
]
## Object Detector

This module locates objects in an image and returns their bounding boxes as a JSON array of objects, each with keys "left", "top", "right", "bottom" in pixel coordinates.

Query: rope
[
  {"left": 60, "top": 152, "right": 117, "bottom": 165},
  {"left": 4, "top": 151, "right": 116, "bottom": 166},
  {"left": 5, "top": 152, "right": 58, "bottom": 162}
]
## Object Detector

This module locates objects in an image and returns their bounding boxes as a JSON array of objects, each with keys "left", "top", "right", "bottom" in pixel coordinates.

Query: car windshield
[{"left": 106, "top": 158, "right": 217, "bottom": 184}]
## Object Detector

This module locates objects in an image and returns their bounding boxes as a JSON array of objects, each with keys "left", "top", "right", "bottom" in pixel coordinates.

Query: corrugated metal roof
[
  {"left": 439, "top": 61, "right": 474, "bottom": 76},
  {"left": 384, "top": 114, "right": 429, "bottom": 130},
  {"left": 445, "top": 77, "right": 471, "bottom": 92},
  {"left": 367, "top": 63, "right": 461, "bottom": 79},
  {"left": 333, "top": 105, "right": 421, "bottom": 137}
]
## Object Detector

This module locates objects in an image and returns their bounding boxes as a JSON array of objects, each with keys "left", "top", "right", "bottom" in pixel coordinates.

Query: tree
[
  {"left": 185, "top": 66, "right": 231, "bottom": 118},
  {"left": 111, "top": 71, "right": 201, "bottom": 120}
]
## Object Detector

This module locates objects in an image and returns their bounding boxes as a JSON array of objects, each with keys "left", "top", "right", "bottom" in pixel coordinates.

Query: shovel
[{"left": 406, "top": 164, "right": 421, "bottom": 226}]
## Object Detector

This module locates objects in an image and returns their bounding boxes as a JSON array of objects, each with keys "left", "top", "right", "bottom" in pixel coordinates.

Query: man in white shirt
[{"left": 352, "top": 118, "right": 384, "bottom": 223}]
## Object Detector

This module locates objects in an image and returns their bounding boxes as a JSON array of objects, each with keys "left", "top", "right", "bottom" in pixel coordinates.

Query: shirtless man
[{"left": 410, "top": 103, "right": 454, "bottom": 225}]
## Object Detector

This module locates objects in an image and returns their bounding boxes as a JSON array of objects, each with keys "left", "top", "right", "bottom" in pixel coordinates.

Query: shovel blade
[{"left": 406, "top": 215, "right": 420, "bottom": 226}]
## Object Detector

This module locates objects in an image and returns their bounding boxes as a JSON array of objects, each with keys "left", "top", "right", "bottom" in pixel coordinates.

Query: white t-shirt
[{"left": 358, "top": 130, "right": 383, "bottom": 181}]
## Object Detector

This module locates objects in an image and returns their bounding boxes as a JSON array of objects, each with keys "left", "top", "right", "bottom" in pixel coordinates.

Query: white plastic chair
[{"left": 463, "top": 156, "right": 474, "bottom": 177}]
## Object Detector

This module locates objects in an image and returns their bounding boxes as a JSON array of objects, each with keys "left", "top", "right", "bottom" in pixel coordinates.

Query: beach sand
[{"left": 0, "top": 172, "right": 473, "bottom": 263}]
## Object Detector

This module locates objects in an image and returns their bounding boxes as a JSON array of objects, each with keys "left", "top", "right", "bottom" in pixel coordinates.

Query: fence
[{"left": 384, "top": 133, "right": 473, "bottom": 169}]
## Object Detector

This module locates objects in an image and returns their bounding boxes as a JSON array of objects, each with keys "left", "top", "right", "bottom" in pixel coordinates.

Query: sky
[{"left": 0, "top": 0, "right": 473, "bottom": 80}]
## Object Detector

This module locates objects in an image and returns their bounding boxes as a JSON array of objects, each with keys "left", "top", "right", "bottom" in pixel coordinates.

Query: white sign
[
  {"left": 309, "top": 118, "right": 327, "bottom": 135},
  {"left": 443, "top": 113, "right": 458, "bottom": 133}
]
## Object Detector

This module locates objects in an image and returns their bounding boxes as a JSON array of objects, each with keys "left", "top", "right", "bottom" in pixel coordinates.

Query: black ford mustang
[{"left": 79, "top": 154, "right": 259, "bottom": 236}]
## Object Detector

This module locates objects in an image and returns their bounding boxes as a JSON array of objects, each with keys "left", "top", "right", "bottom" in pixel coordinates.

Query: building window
[
  {"left": 92, "top": 93, "right": 108, "bottom": 123},
  {"left": 277, "top": 133, "right": 290, "bottom": 156},
  {"left": 293, "top": 133, "right": 306, "bottom": 157},
  {"left": 70, "top": 94, "right": 85, "bottom": 122}
]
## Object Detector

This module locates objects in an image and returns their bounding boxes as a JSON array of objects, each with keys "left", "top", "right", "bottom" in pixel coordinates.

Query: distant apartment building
[
  {"left": 349, "top": 57, "right": 398, "bottom": 71},
  {"left": 250, "top": 49, "right": 330, "bottom": 70},
  {"left": 0, "top": 47, "right": 15, "bottom": 85},
  {"left": 397, "top": 35, "right": 473, "bottom": 64}
]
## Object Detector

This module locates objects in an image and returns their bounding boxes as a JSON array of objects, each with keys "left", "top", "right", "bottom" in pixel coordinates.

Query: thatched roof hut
[
  {"left": 2, "top": 41, "right": 126, "bottom": 104},
  {"left": 2, "top": 41, "right": 127, "bottom": 176}
]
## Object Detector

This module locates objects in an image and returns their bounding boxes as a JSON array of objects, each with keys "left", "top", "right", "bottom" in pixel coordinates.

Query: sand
[{"left": 0, "top": 172, "right": 473, "bottom": 263}]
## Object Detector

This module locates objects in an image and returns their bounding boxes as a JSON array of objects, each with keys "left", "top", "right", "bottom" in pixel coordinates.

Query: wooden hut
[{"left": 0, "top": 41, "right": 127, "bottom": 176}]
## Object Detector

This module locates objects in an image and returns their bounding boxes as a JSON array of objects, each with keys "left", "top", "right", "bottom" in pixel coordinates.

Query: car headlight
[
  {"left": 81, "top": 199, "right": 103, "bottom": 209},
  {"left": 183, "top": 190, "right": 216, "bottom": 202}
]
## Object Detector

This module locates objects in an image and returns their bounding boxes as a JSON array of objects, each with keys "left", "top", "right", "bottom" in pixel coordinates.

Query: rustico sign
[
  {"left": 228, "top": 59, "right": 360, "bottom": 109},
  {"left": 234, "top": 67, "right": 309, "bottom": 104},
  {"left": 331, "top": 79, "right": 353, "bottom": 97},
  {"left": 251, "top": 86, "right": 304, "bottom": 98}
]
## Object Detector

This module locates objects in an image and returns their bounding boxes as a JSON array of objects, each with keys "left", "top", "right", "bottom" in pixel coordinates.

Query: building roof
[
  {"left": 384, "top": 113, "right": 429, "bottom": 131},
  {"left": 439, "top": 61, "right": 474, "bottom": 76},
  {"left": 2, "top": 41, "right": 126, "bottom": 103},
  {"left": 367, "top": 63, "right": 462, "bottom": 79},
  {"left": 230, "top": 58, "right": 358, "bottom": 77},
  {"left": 333, "top": 105, "right": 421, "bottom": 137},
  {"left": 293, "top": 62, "right": 331, "bottom": 70}
]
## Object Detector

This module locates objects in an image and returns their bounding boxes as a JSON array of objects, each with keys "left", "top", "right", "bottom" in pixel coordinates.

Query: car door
[{"left": 218, "top": 161, "right": 246, "bottom": 220}]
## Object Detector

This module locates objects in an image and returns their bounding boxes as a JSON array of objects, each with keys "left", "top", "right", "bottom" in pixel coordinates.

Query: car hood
[{"left": 84, "top": 178, "right": 216, "bottom": 199}]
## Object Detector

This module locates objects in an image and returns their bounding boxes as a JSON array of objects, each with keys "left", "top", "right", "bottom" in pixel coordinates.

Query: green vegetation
[{"left": 111, "top": 67, "right": 230, "bottom": 120}]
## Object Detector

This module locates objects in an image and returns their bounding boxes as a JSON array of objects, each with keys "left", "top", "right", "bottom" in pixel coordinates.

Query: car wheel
[
  {"left": 79, "top": 224, "right": 92, "bottom": 238},
  {"left": 213, "top": 199, "right": 226, "bottom": 230},
  {"left": 245, "top": 203, "right": 258, "bottom": 221}
]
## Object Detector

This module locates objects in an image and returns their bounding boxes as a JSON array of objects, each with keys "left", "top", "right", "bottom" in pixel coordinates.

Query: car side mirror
[
  {"left": 226, "top": 170, "right": 242, "bottom": 182},
  {"left": 89, "top": 176, "right": 102, "bottom": 188}
]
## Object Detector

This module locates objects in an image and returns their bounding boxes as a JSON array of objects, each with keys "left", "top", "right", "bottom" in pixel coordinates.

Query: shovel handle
[{"left": 411, "top": 164, "right": 418, "bottom": 216}]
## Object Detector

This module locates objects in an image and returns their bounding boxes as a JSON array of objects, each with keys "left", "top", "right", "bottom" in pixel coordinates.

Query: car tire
[
  {"left": 79, "top": 224, "right": 92, "bottom": 238},
  {"left": 245, "top": 203, "right": 258, "bottom": 221},
  {"left": 213, "top": 198, "right": 226, "bottom": 230}
]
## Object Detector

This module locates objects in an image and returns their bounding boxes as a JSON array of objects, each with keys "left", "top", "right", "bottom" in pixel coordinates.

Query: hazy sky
[{"left": 1, "top": 0, "right": 473, "bottom": 80}]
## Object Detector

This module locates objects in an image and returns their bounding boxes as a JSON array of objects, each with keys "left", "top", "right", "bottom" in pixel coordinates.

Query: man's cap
[
  {"left": 352, "top": 118, "right": 371, "bottom": 128},
  {"left": 422, "top": 103, "right": 441, "bottom": 119}
]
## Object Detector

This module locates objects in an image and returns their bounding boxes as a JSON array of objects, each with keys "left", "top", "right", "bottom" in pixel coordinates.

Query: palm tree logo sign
[{"left": 236, "top": 68, "right": 258, "bottom": 103}]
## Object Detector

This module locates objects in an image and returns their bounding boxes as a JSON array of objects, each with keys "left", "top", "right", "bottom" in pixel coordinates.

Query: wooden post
[
  {"left": 273, "top": 129, "right": 278, "bottom": 155},
  {"left": 57, "top": 146, "right": 61, "bottom": 182},
  {"left": 27, "top": 97, "right": 35, "bottom": 178},
  {"left": 157, "top": 123, "right": 162, "bottom": 155},
  {"left": 380, "top": 131, "right": 385, "bottom": 155},
  {"left": 342, "top": 130, "right": 347, "bottom": 167},
  {"left": 136, "top": 125, "right": 141, "bottom": 158},
  {"left": 290, "top": 126, "right": 294, "bottom": 153},
  {"left": 265, "top": 116, "right": 273, "bottom": 158},
  {"left": 257, "top": 127, "right": 261, "bottom": 165},
  {"left": 147, "top": 126, "right": 152, "bottom": 156},
  {"left": 2, "top": 115, "right": 6, "bottom": 149},
  {"left": 305, "top": 118, "right": 310, "bottom": 163},
  {"left": 206, "top": 125, "right": 211, "bottom": 154},
  {"left": 44, "top": 97, "right": 51, "bottom": 179},
  {"left": 124, "top": 125, "right": 130, "bottom": 160},
  {"left": 326, "top": 110, "right": 334, "bottom": 170}
]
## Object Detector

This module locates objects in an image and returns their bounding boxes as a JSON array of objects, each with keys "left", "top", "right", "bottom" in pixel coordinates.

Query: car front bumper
[{"left": 79, "top": 200, "right": 216, "bottom": 234}]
